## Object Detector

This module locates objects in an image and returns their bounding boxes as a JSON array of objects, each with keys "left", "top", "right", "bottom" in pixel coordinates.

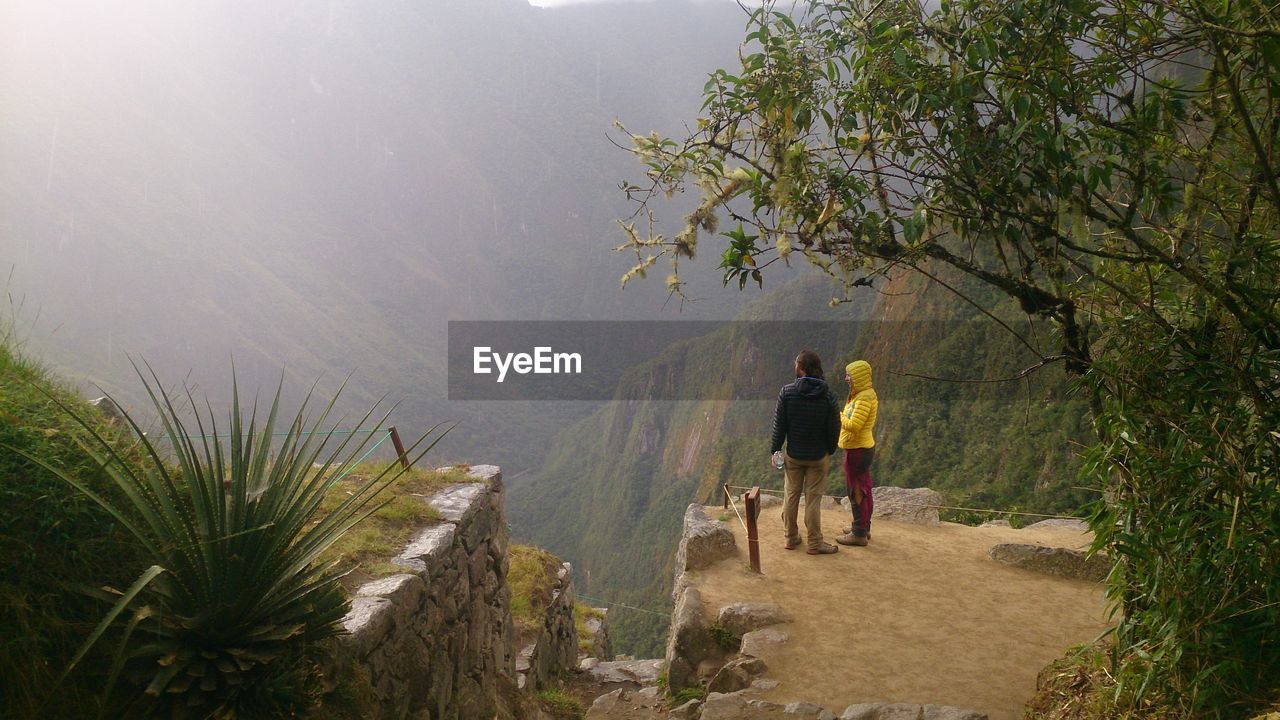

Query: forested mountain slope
[{"left": 512, "top": 268, "right": 1094, "bottom": 656}]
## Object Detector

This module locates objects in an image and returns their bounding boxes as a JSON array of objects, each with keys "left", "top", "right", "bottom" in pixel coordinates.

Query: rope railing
[
  {"left": 151, "top": 426, "right": 416, "bottom": 488},
  {"left": 723, "top": 483, "right": 762, "bottom": 572},
  {"left": 723, "top": 483, "right": 750, "bottom": 536},
  {"left": 575, "top": 593, "right": 669, "bottom": 618},
  {"left": 333, "top": 429, "right": 395, "bottom": 482},
  {"left": 722, "top": 483, "right": 1085, "bottom": 521},
  {"left": 152, "top": 428, "right": 383, "bottom": 440}
]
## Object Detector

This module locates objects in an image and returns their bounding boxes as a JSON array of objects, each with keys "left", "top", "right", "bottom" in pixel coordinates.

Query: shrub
[
  {"left": 0, "top": 343, "right": 148, "bottom": 717},
  {"left": 671, "top": 685, "right": 706, "bottom": 706},
  {"left": 708, "top": 623, "right": 741, "bottom": 653},
  {"left": 16, "top": 364, "right": 449, "bottom": 716},
  {"left": 508, "top": 545, "right": 562, "bottom": 637},
  {"left": 535, "top": 688, "right": 585, "bottom": 720}
]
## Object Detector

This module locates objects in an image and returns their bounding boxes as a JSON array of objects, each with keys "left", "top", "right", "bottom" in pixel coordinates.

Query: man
[{"left": 769, "top": 349, "right": 841, "bottom": 555}]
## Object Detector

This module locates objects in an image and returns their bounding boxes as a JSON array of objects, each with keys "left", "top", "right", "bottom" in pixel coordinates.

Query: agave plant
[{"left": 15, "top": 364, "right": 449, "bottom": 717}]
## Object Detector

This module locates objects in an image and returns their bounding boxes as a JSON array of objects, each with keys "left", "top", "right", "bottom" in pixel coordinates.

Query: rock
[
  {"left": 716, "top": 602, "right": 792, "bottom": 636},
  {"left": 919, "top": 707, "right": 988, "bottom": 720},
  {"left": 751, "top": 678, "right": 780, "bottom": 690},
  {"left": 841, "top": 704, "right": 988, "bottom": 720},
  {"left": 841, "top": 705, "right": 918, "bottom": 720},
  {"left": 584, "top": 687, "right": 665, "bottom": 720},
  {"left": 676, "top": 504, "right": 737, "bottom": 574},
  {"left": 872, "top": 486, "right": 943, "bottom": 525},
  {"left": 707, "top": 656, "right": 767, "bottom": 693},
  {"left": 585, "top": 689, "right": 627, "bottom": 718},
  {"left": 758, "top": 493, "right": 783, "bottom": 508},
  {"left": 392, "top": 524, "right": 455, "bottom": 573},
  {"left": 784, "top": 702, "right": 837, "bottom": 719},
  {"left": 356, "top": 573, "right": 425, "bottom": 609},
  {"left": 579, "top": 657, "right": 599, "bottom": 671},
  {"left": 989, "top": 543, "right": 1110, "bottom": 582},
  {"left": 1023, "top": 518, "right": 1089, "bottom": 532},
  {"left": 340, "top": 596, "right": 394, "bottom": 656},
  {"left": 516, "top": 643, "right": 535, "bottom": 673},
  {"left": 700, "top": 692, "right": 786, "bottom": 720},
  {"left": 978, "top": 519, "right": 1011, "bottom": 528},
  {"left": 739, "top": 627, "right": 790, "bottom": 658},
  {"left": 822, "top": 495, "right": 845, "bottom": 510},
  {"left": 666, "top": 586, "right": 714, "bottom": 691},
  {"left": 90, "top": 397, "right": 126, "bottom": 423},
  {"left": 670, "top": 698, "right": 704, "bottom": 720},
  {"left": 427, "top": 482, "right": 489, "bottom": 524},
  {"left": 586, "top": 658, "right": 664, "bottom": 685},
  {"left": 584, "top": 607, "right": 614, "bottom": 660}
]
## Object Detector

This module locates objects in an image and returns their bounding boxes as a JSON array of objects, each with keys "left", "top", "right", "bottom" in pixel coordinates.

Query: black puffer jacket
[{"left": 769, "top": 376, "right": 840, "bottom": 461}]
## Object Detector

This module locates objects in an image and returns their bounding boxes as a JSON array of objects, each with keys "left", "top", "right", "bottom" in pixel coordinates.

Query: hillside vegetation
[
  {"left": 0, "top": 340, "right": 148, "bottom": 717},
  {"left": 511, "top": 270, "right": 1092, "bottom": 655}
]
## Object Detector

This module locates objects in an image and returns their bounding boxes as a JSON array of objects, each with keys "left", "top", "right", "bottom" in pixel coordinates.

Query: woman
[{"left": 837, "top": 360, "right": 878, "bottom": 546}]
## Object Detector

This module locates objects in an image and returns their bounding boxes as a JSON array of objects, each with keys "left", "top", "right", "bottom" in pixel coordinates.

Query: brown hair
[{"left": 795, "top": 349, "right": 824, "bottom": 379}]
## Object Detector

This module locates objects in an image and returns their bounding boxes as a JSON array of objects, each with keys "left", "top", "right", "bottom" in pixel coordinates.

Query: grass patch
[
  {"left": 708, "top": 623, "right": 741, "bottom": 653},
  {"left": 509, "top": 544, "right": 562, "bottom": 638},
  {"left": 1026, "top": 641, "right": 1198, "bottom": 719},
  {"left": 0, "top": 341, "right": 149, "bottom": 717},
  {"left": 535, "top": 688, "right": 585, "bottom": 720},
  {"left": 316, "top": 462, "right": 474, "bottom": 590},
  {"left": 574, "top": 603, "right": 606, "bottom": 653},
  {"left": 670, "top": 685, "right": 706, "bottom": 706}
]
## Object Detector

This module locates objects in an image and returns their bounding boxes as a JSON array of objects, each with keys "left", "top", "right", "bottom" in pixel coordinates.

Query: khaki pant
[{"left": 783, "top": 453, "right": 830, "bottom": 549}]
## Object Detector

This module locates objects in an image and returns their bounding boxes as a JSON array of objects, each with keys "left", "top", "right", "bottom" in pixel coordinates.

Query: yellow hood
[
  {"left": 840, "top": 360, "right": 877, "bottom": 449},
  {"left": 846, "top": 360, "right": 873, "bottom": 392}
]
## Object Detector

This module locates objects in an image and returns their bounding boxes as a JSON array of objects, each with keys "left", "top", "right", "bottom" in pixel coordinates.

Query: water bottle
[{"left": 771, "top": 450, "right": 784, "bottom": 470}]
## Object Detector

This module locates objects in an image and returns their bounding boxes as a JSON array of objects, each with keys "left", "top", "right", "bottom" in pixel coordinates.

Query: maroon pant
[{"left": 843, "top": 447, "right": 875, "bottom": 532}]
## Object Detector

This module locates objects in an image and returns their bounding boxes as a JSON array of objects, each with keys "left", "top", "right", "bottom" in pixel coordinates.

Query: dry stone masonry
[
  {"left": 516, "top": 561, "right": 580, "bottom": 692},
  {"left": 583, "top": 608, "right": 615, "bottom": 661},
  {"left": 336, "top": 466, "right": 516, "bottom": 720}
]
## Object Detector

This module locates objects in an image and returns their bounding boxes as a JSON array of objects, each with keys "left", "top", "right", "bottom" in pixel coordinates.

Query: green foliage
[
  {"left": 509, "top": 544, "right": 563, "bottom": 638},
  {"left": 619, "top": 0, "right": 1280, "bottom": 714},
  {"left": 514, "top": 273, "right": 1089, "bottom": 655},
  {"left": 0, "top": 341, "right": 148, "bottom": 717},
  {"left": 708, "top": 623, "right": 741, "bottom": 653},
  {"left": 1025, "top": 641, "right": 1154, "bottom": 719},
  {"left": 671, "top": 685, "right": 707, "bottom": 705},
  {"left": 316, "top": 463, "right": 472, "bottom": 591},
  {"left": 535, "top": 688, "right": 586, "bottom": 720},
  {"left": 574, "top": 603, "right": 605, "bottom": 653},
  {"left": 12, "top": 364, "right": 449, "bottom": 717}
]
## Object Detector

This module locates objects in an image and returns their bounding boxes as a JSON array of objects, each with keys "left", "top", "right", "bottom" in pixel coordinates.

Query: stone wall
[
  {"left": 666, "top": 504, "right": 737, "bottom": 693},
  {"left": 336, "top": 465, "right": 517, "bottom": 720},
  {"left": 517, "top": 561, "right": 580, "bottom": 691},
  {"left": 583, "top": 608, "right": 614, "bottom": 661}
]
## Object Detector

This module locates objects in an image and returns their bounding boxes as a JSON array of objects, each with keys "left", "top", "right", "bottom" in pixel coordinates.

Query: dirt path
[{"left": 693, "top": 505, "right": 1111, "bottom": 720}]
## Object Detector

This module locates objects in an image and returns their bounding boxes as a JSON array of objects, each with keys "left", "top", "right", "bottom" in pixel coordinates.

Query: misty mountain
[{"left": 1, "top": 0, "right": 781, "bottom": 467}]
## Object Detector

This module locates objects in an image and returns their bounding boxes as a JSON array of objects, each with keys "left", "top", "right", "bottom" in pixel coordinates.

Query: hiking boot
[
  {"left": 806, "top": 542, "right": 839, "bottom": 555},
  {"left": 835, "top": 530, "right": 861, "bottom": 546}
]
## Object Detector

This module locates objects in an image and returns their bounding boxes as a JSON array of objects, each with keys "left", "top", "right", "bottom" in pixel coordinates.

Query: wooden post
[
  {"left": 388, "top": 426, "right": 411, "bottom": 471},
  {"left": 745, "top": 486, "right": 761, "bottom": 573},
  {"left": 723, "top": 484, "right": 730, "bottom": 509}
]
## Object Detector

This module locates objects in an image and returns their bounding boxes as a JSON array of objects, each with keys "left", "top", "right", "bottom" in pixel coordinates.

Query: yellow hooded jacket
[{"left": 839, "top": 360, "right": 878, "bottom": 450}]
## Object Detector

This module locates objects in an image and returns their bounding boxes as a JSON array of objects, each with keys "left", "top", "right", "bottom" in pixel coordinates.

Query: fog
[{"left": 0, "top": 0, "right": 804, "bottom": 470}]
